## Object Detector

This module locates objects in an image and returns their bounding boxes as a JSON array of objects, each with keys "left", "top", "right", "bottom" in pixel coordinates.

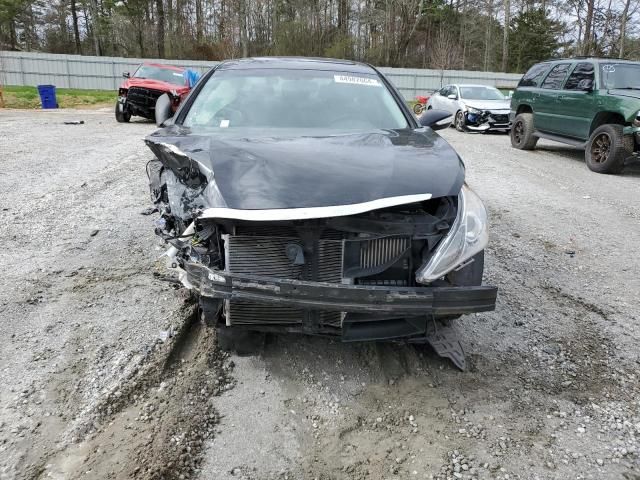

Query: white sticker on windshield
[
  {"left": 334, "top": 75, "right": 381, "bottom": 87},
  {"left": 220, "top": 119, "right": 230, "bottom": 128},
  {"left": 603, "top": 64, "right": 616, "bottom": 73},
  {"left": 172, "top": 72, "right": 183, "bottom": 77}
]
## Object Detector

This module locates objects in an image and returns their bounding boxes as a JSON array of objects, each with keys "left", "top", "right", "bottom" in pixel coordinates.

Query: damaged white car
[
  {"left": 146, "top": 57, "right": 497, "bottom": 369},
  {"left": 427, "top": 84, "right": 511, "bottom": 133}
]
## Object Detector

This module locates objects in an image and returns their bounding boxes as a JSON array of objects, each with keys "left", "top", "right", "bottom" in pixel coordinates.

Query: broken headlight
[
  {"left": 466, "top": 106, "right": 482, "bottom": 114},
  {"left": 416, "top": 185, "right": 488, "bottom": 283}
]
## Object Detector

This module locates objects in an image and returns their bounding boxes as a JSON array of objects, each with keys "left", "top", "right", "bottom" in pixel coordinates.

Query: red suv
[{"left": 116, "top": 63, "right": 191, "bottom": 122}]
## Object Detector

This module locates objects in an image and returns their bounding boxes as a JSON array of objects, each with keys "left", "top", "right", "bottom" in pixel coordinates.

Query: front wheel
[
  {"left": 413, "top": 103, "right": 425, "bottom": 115},
  {"left": 510, "top": 113, "right": 537, "bottom": 150},
  {"left": 115, "top": 102, "right": 131, "bottom": 123},
  {"left": 585, "top": 124, "right": 633, "bottom": 174},
  {"left": 454, "top": 111, "right": 467, "bottom": 132}
]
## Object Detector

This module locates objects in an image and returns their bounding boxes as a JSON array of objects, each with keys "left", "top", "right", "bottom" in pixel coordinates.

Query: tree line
[{"left": 1, "top": 0, "right": 639, "bottom": 74}]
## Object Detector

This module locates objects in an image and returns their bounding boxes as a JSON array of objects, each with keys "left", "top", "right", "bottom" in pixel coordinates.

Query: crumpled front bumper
[
  {"left": 183, "top": 262, "right": 498, "bottom": 316},
  {"left": 465, "top": 111, "right": 511, "bottom": 131}
]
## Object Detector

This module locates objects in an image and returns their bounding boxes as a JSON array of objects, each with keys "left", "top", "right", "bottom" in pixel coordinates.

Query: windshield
[
  {"left": 459, "top": 86, "right": 505, "bottom": 100},
  {"left": 600, "top": 63, "right": 640, "bottom": 89},
  {"left": 182, "top": 69, "right": 409, "bottom": 130},
  {"left": 133, "top": 65, "right": 185, "bottom": 86}
]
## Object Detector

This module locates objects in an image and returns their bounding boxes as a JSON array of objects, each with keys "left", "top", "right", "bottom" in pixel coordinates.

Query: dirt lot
[{"left": 1, "top": 109, "right": 639, "bottom": 480}]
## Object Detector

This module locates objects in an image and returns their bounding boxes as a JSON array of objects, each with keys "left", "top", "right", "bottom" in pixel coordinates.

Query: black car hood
[{"left": 145, "top": 127, "right": 465, "bottom": 217}]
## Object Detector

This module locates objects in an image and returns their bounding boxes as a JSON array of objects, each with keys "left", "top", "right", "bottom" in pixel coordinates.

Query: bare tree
[
  {"left": 483, "top": 0, "right": 494, "bottom": 71},
  {"left": 0, "top": 0, "right": 594, "bottom": 71},
  {"left": 70, "top": 0, "right": 81, "bottom": 54},
  {"left": 501, "top": 0, "right": 510, "bottom": 72},
  {"left": 156, "top": 0, "right": 165, "bottom": 57},
  {"left": 619, "top": 0, "right": 632, "bottom": 57},
  {"left": 429, "top": 28, "right": 461, "bottom": 87},
  {"left": 582, "top": 0, "right": 595, "bottom": 55}
]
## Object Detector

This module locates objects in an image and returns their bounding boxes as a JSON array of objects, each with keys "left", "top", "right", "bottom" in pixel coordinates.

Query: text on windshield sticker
[{"left": 334, "top": 75, "right": 381, "bottom": 87}]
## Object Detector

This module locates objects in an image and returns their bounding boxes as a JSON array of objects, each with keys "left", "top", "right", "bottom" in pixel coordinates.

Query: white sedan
[{"left": 426, "top": 84, "right": 511, "bottom": 133}]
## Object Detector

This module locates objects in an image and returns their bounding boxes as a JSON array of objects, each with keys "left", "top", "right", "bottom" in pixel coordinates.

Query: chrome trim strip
[{"left": 199, "top": 193, "right": 433, "bottom": 221}]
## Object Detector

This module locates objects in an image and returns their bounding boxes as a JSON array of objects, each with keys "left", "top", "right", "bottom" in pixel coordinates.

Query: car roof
[
  {"left": 453, "top": 84, "right": 499, "bottom": 88},
  {"left": 215, "top": 57, "right": 376, "bottom": 74},
  {"left": 545, "top": 57, "right": 639, "bottom": 64},
  {"left": 142, "top": 62, "right": 185, "bottom": 72}
]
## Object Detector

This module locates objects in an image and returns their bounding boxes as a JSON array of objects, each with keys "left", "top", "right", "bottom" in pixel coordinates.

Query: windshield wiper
[{"left": 616, "top": 86, "right": 640, "bottom": 90}]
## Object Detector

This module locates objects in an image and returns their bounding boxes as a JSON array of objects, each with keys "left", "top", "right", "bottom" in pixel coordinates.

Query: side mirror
[
  {"left": 155, "top": 93, "right": 173, "bottom": 127},
  {"left": 447, "top": 94, "right": 458, "bottom": 100},
  {"left": 418, "top": 109, "right": 452, "bottom": 130},
  {"left": 122, "top": 72, "right": 130, "bottom": 78}
]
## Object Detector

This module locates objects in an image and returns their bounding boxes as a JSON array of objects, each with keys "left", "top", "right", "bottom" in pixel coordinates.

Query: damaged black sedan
[{"left": 145, "top": 57, "right": 497, "bottom": 368}]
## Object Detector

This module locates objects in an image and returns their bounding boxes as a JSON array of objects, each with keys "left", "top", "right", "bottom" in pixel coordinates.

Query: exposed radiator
[
  {"left": 223, "top": 234, "right": 411, "bottom": 327},
  {"left": 228, "top": 301, "right": 342, "bottom": 327},
  {"left": 234, "top": 224, "right": 344, "bottom": 240},
  {"left": 227, "top": 302, "right": 304, "bottom": 326},
  {"left": 359, "top": 236, "right": 410, "bottom": 270},
  {"left": 224, "top": 234, "right": 344, "bottom": 327},
  {"left": 225, "top": 235, "right": 343, "bottom": 282}
]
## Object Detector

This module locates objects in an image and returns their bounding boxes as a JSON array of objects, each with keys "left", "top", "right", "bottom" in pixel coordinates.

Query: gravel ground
[{"left": 1, "top": 109, "right": 639, "bottom": 480}]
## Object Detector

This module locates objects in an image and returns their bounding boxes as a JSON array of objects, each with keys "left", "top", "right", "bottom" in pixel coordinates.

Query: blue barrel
[{"left": 37, "top": 85, "right": 58, "bottom": 109}]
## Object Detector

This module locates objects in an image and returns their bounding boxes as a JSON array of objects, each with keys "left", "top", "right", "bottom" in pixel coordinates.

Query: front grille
[
  {"left": 489, "top": 113, "right": 509, "bottom": 124},
  {"left": 127, "top": 87, "right": 164, "bottom": 108}
]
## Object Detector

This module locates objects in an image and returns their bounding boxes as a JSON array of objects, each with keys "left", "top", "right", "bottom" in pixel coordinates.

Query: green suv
[{"left": 510, "top": 58, "right": 640, "bottom": 173}]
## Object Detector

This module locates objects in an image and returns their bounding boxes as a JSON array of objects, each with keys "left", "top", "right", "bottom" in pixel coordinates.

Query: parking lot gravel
[{"left": 1, "top": 109, "right": 639, "bottom": 480}]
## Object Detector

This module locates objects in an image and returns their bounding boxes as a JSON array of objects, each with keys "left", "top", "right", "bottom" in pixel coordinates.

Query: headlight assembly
[
  {"left": 466, "top": 106, "right": 482, "bottom": 114},
  {"left": 416, "top": 184, "right": 489, "bottom": 284}
]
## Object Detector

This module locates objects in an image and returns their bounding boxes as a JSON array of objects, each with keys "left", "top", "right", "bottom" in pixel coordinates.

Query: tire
[
  {"left": 454, "top": 110, "right": 467, "bottom": 132},
  {"left": 216, "top": 327, "right": 265, "bottom": 356},
  {"left": 585, "top": 124, "right": 633, "bottom": 174},
  {"left": 115, "top": 102, "right": 131, "bottom": 123},
  {"left": 510, "top": 113, "right": 538, "bottom": 150},
  {"left": 413, "top": 103, "right": 425, "bottom": 115}
]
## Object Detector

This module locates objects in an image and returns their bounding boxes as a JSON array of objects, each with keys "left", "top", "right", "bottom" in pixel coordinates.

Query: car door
[
  {"left": 449, "top": 85, "right": 462, "bottom": 115},
  {"left": 534, "top": 63, "right": 572, "bottom": 134},
  {"left": 432, "top": 86, "right": 450, "bottom": 110},
  {"left": 555, "top": 62, "right": 597, "bottom": 141},
  {"left": 440, "top": 85, "right": 459, "bottom": 115},
  {"left": 513, "top": 62, "right": 551, "bottom": 118}
]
